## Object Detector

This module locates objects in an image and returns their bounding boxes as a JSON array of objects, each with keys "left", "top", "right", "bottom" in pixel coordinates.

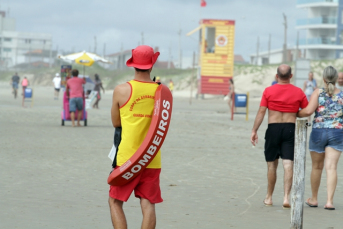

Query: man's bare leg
[
  {"left": 140, "top": 198, "right": 156, "bottom": 229},
  {"left": 70, "top": 112, "right": 75, "bottom": 127},
  {"left": 308, "top": 151, "right": 324, "bottom": 206},
  {"left": 282, "top": 159, "right": 293, "bottom": 207},
  {"left": 324, "top": 147, "right": 341, "bottom": 209},
  {"left": 77, "top": 110, "right": 82, "bottom": 126},
  {"left": 265, "top": 159, "right": 278, "bottom": 205},
  {"left": 109, "top": 197, "right": 127, "bottom": 229}
]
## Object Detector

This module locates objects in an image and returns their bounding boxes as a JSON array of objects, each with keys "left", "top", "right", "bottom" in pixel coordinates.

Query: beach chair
[{"left": 24, "top": 88, "right": 34, "bottom": 107}]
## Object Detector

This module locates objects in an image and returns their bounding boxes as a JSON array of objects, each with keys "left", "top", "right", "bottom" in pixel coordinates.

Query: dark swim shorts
[{"left": 264, "top": 123, "right": 295, "bottom": 162}]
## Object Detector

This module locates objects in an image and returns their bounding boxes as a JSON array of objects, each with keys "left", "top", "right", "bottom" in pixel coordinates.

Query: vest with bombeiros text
[{"left": 116, "top": 80, "right": 161, "bottom": 168}]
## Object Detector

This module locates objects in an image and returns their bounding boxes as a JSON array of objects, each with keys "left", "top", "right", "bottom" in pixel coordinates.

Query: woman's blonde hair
[{"left": 322, "top": 66, "right": 338, "bottom": 96}]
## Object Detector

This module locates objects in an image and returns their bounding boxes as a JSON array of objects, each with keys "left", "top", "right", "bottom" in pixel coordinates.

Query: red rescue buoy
[{"left": 107, "top": 84, "right": 173, "bottom": 186}]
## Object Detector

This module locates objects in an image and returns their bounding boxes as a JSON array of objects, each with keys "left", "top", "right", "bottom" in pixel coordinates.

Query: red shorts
[{"left": 109, "top": 168, "right": 163, "bottom": 204}]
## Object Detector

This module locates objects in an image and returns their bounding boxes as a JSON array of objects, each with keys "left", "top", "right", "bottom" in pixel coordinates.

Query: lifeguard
[{"left": 109, "top": 45, "right": 166, "bottom": 229}]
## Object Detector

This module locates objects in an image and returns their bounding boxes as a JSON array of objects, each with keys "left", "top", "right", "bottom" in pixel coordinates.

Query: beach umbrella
[{"left": 58, "top": 51, "right": 111, "bottom": 75}]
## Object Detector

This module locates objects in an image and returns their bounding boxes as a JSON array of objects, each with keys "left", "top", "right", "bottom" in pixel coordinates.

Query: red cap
[{"left": 126, "top": 45, "right": 160, "bottom": 69}]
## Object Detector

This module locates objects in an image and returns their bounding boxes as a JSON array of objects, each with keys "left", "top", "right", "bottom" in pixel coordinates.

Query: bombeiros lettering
[
  {"left": 108, "top": 84, "right": 173, "bottom": 186},
  {"left": 122, "top": 99, "right": 171, "bottom": 180}
]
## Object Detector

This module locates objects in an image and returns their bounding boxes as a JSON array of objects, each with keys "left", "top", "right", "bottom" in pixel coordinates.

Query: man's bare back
[{"left": 268, "top": 110, "right": 297, "bottom": 124}]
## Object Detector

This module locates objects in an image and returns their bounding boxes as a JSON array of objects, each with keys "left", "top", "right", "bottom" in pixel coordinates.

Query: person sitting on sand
[
  {"left": 66, "top": 69, "right": 86, "bottom": 127},
  {"left": 298, "top": 66, "right": 343, "bottom": 211},
  {"left": 251, "top": 64, "right": 308, "bottom": 209}
]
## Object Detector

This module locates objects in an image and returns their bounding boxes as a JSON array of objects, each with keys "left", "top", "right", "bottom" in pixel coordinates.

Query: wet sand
[{"left": 0, "top": 83, "right": 342, "bottom": 228}]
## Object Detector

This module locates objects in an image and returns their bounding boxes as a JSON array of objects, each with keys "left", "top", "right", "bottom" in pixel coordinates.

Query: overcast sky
[{"left": 3, "top": 0, "right": 304, "bottom": 67}]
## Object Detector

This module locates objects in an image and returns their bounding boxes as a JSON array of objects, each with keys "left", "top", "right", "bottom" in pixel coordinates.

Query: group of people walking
[
  {"left": 252, "top": 64, "right": 343, "bottom": 210},
  {"left": 52, "top": 72, "right": 104, "bottom": 108},
  {"left": 11, "top": 72, "right": 29, "bottom": 107}
]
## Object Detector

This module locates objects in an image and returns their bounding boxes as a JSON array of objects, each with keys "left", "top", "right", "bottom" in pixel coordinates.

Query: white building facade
[
  {"left": 250, "top": 49, "right": 300, "bottom": 65},
  {"left": 0, "top": 11, "right": 53, "bottom": 68},
  {"left": 296, "top": 0, "right": 343, "bottom": 59}
]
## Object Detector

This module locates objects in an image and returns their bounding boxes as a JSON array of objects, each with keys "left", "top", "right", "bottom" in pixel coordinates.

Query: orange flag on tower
[{"left": 201, "top": 0, "right": 207, "bottom": 7}]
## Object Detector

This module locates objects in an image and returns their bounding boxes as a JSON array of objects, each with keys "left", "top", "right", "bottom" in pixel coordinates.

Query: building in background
[
  {"left": 0, "top": 11, "right": 53, "bottom": 69},
  {"left": 105, "top": 50, "right": 132, "bottom": 70},
  {"left": 296, "top": 0, "right": 343, "bottom": 59},
  {"left": 105, "top": 47, "right": 175, "bottom": 70},
  {"left": 250, "top": 48, "right": 301, "bottom": 65},
  {"left": 234, "top": 55, "right": 248, "bottom": 64}
]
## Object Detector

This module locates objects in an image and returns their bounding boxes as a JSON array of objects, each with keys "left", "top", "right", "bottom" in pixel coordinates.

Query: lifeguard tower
[{"left": 187, "top": 19, "right": 235, "bottom": 96}]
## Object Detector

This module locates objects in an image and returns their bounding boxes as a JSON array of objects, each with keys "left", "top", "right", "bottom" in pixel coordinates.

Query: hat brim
[
  {"left": 126, "top": 59, "right": 154, "bottom": 69},
  {"left": 126, "top": 52, "right": 160, "bottom": 69}
]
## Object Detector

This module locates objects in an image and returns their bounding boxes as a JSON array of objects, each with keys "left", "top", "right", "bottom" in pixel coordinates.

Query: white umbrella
[{"left": 58, "top": 51, "right": 111, "bottom": 75}]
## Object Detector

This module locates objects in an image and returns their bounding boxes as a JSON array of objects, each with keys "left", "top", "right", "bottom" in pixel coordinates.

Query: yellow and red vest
[{"left": 117, "top": 80, "right": 161, "bottom": 168}]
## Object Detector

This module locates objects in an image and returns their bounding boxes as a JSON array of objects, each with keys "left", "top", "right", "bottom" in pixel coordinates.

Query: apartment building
[
  {"left": 0, "top": 11, "right": 53, "bottom": 68},
  {"left": 296, "top": 0, "right": 343, "bottom": 59}
]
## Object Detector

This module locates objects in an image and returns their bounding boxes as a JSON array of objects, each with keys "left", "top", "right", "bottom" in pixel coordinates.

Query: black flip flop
[
  {"left": 305, "top": 202, "right": 318, "bottom": 208},
  {"left": 324, "top": 207, "right": 335, "bottom": 210}
]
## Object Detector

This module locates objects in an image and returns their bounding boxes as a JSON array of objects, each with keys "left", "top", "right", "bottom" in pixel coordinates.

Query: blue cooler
[
  {"left": 234, "top": 94, "right": 247, "bottom": 107},
  {"left": 24, "top": 88, "right": 33, "bottom": 98}
]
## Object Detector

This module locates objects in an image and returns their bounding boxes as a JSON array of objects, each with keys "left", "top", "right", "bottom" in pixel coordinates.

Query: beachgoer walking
[
  {"left": 298, "top": 66, "right": 343, "bottom": 210},
  {"left": 21, "top": 77, "right": 28, "bottom": 94},
  {"left": 303, "top": 72, "right": 317, "bottom": 124},
  {"left": 93, "top": 74, "right": 105, "bottom": 109},
  {"left": 66, "top": 69, "right": 86, "bottom": 127},
  {"left": 109, "top": 45, "right": 162, "bottom": 229},
  {"left": 52, "top": 73, "right": 61, "bottom": 100},
  {"left": 303, "top": 72, "right": 317, "bottom": 100},
  {"left": 228, "top": 79, "right": 235, "bottom": 111},
  {"left": 336, "top": 72, "right": 343, "bottom": 91},
  {"left": 21, "top": 77, "right": 29, "bottom": 107},
  {"left": 251, "top": 64, "right": 308, "bottom": 208},
  {"left": 11, "top": 72, "right": 20, "bottom": 98}
]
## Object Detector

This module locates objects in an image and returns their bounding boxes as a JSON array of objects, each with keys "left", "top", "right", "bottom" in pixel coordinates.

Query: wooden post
[
  {"left": 230, "top": 92, "right": 235, "bottom": 120},
  {"left": 246, "top": 92, "right": 249, "bottom": 121},
  {"left": 189, "top": 52, "right": 195, "bottom": 105},
  {"left": 290, "top": 118, "right": 307, "bottom": 229}
]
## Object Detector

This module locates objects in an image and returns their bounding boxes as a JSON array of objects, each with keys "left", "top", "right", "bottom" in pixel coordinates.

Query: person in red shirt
[
  {"left": 251, "top": 64, "right": 308, "bottom": 209},
  {"left": 66, "top": 69, "right": 86, "bottom": 127}
]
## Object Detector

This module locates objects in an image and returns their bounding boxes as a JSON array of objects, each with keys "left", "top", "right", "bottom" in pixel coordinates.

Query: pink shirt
[
  {"left": 22, "top": 78, "right": 28, "bottom": 86},
  {"left": 67, "top": 77, "right": 85, "bottom": 98}
]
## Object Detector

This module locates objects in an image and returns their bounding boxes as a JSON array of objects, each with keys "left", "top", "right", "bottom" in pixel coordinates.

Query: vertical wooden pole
[
  {"left": 189, "top": 52, "right": 195, "bottom": 105},
  {"left": 246, "top": 92, "right": 249, "bottom": 121},
  {"left": 231, "top": 92, "right": 235, "bottom": 120},
  {"left": 290, "top": 118, "right": 307, "bottom": 229}
]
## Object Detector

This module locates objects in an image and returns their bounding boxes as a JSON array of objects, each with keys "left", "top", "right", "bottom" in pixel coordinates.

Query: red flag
[{"left": 201, "top": 0, "right": 207, "bottom": 7}]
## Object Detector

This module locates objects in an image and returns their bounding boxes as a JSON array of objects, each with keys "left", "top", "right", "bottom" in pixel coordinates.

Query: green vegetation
[
  {"left": 2, "top": 58, "right": 343, "bottom": 90},
  {"left": 0, "top": 61, "right": 193, "bottom": 90}
]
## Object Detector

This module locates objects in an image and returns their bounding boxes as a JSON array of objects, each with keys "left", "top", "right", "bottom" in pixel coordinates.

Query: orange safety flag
[{"left": 201, "top": 0, "right": 207, "bottom": 7}]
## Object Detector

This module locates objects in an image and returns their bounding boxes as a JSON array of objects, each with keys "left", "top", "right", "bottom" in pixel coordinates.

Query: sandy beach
[{"left": 1, "top": 83, "right": 342, "bottom": 229}]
